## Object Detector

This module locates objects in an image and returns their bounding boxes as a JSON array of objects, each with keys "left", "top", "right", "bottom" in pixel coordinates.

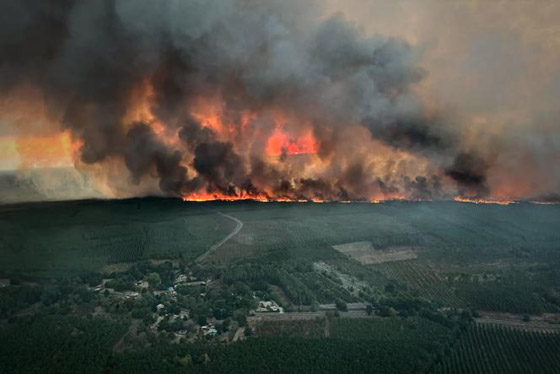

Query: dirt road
[{"left": 196, "top": 212, "right": 243, "bottom": 263}]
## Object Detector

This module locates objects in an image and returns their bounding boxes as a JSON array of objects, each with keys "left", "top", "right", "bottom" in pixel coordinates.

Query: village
[{"left": 88, "top": 264, "right": 288, "bottom": 346}]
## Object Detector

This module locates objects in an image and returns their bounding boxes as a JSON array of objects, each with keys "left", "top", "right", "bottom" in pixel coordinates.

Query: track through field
[{"left": 196, "top": 212, "right": 243, "bottom": 263}]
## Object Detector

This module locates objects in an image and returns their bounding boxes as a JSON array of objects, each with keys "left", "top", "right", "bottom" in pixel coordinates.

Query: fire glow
[
  {"left": 453, "top": 196, "right": 516, "bottom": 205},
  {"left": 265, "top": 128, "right": 318, "bottom": 157}
]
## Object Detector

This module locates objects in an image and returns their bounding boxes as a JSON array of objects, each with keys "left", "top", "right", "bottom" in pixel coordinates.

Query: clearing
[{"left": 332, "top": 241, "right": 417, "bottom": 265}]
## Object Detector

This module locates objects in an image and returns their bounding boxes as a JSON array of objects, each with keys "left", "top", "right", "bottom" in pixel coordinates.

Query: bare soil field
[{"left": 332, "top": 241, "right": 417, "bottom": 265}]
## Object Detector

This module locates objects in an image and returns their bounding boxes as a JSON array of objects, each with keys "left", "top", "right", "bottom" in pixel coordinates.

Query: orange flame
[
  {"left": 265, "top": 128, "right": 318, "bottom": 156},
  {"left": 182, "top": 191, "right": 414, "bottom": 203},
  {"left": 453, "top": 196, "right": 516, "bottom": 205},
  {"left": 182, "top": 191, "right": 271, "bottom": 202}
]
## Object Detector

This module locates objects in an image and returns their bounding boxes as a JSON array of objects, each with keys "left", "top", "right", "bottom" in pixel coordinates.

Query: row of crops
[
  {"left": 293, "top": 271, "right": 358, "bottom": 304},
  {"left": 86, "top": 217, "right": 233, "bottom": 264},
  {"left": 372, "top": 261, "right": 464, "bottom": 308},
  {"left": 455, "top": 281, "right": 558, "bottom": 314},
  {"left": 432, "top": 324, "right": 560, "bottom": 374},
  {"left": 0, "top": 199, "right": 237, "bottom": 275}
]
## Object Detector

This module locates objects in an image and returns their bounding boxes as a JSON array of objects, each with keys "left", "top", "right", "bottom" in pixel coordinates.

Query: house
[
  {"left": 256, "top": 300, "right": 284, "bottom": 313},
  {"left": 124, "top": 291, "right": 139, "bottom": 299},
  {"left": 201, "top": 324, "right": 218, "bottom": 337},
  {"left": 204, "top": 328, "right": 218, "bottom": 336},
  {"left": 186, "top": 280, "right": 206, "bottom": 286},
  {"left": 175, "top": 274, "right": 188, "bottom": 284},
  {"left": 136, "top": 280, "right": 149, "bottom": 289},
  {"left": 156, "top": 303, "right": 165, "bottom": 311}
]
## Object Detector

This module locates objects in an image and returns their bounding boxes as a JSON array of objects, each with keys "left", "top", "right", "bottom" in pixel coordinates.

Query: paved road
[{"left": 196, "top": 212, "right": 243, "bottom": 263}]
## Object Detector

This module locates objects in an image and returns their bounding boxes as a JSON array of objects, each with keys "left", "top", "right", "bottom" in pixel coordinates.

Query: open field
[{"left": 333, "top": 241, "right": 417, "bottom": 264}]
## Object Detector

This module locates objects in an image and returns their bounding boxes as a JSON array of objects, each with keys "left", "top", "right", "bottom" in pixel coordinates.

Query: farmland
[
  {"left": 1, "top": 198, "right": 560, "bottom": 373},
  {"left": 433, "top": 324, "right": 560, "bottom": 374}
]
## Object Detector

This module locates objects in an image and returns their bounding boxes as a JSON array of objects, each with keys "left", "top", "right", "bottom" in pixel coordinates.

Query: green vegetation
[
  {"left": 1, "top": 199, "right": 560, "bottom": 373},
  {"left": 106, "top": 338, "right": 437, "bottom": 374},
  {"left": 0, "top": 315, "right": 126, "bottom": 373},
  {"left": 432, "top": 324, "right": 560, "bottom": 374},
  {"left": 0, "top": 198, "right": 233, "bottom": 275},
  {"left": 255, "top": 318, "right": 325, "bottom": 338}
]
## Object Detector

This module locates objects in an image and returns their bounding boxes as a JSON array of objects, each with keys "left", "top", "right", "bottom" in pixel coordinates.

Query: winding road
[{"left": 196, "top": 212, "right": 243, "bottom": 263}]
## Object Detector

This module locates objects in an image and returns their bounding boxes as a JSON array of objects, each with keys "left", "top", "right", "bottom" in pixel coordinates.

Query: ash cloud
[{"left": 0, "top": 0, "right": 520, "bottom": 200}]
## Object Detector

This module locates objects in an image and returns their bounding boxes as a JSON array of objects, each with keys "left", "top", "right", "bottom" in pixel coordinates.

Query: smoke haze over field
[{"left": 0, "top": 0, "right": 559, "bottom": 202}]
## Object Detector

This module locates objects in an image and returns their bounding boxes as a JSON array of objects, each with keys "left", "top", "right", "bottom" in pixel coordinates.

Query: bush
[{"left": 335, "top": 299, "right": 348, "bottom": 312}]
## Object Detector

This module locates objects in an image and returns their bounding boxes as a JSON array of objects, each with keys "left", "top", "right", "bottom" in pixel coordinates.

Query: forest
[{"left": 1, "top": 198, "right": 560, "bottom": 373}]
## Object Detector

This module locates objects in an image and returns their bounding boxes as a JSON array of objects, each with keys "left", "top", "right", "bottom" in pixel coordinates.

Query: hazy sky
[{"left": 325, "top": 0, "right": 560, "bottom": 121}]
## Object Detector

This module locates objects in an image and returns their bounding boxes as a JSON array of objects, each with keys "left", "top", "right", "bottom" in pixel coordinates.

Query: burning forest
[{"left": 1, "top": 0, "right": 559, "bottom": 203}]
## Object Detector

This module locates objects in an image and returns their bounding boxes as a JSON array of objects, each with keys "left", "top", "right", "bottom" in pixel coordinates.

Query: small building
[
  {"left": 256, "top": 300, "right": 284, "bottom": 313},
  {"left": 201, "top": 324, "right": 218, "bottom": 337},
  {"left": 136, "top": 280, "right": 149, "bottom": 289},
  {"left": 124, "top": 291, "right": 139, "bottom": 299},
  {"left": 156, "top": 303, "right": 165, "bottom": 311},
  {"left": 175, "top": 274, "right": 188, "bottom": 284},
  {"left": 204, "top": 328, "right": 218, "bottom": 337},
  {"left": 186, "top": 281, "right": 206, "bottom": 286}
]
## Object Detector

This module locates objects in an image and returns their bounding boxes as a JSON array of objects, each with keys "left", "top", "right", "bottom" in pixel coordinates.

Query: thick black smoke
[
  {"left": 445, "top": 152, "right": 489, "bottom": 197},
  {"left": 124, "top": 123, "right": 188, "bottom": 194},
  {"left": 0, "top": 0, "right": 487, "bottom": 199}
]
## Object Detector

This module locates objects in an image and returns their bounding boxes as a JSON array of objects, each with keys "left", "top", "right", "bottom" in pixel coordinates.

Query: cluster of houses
[{"left": 89, "top": 272, "right": 286, "bottom": 343}]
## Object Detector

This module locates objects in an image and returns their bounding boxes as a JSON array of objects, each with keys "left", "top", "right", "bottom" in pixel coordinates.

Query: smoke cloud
[{"left": 0, "top": 0, "right": 558, "bottom": 202}]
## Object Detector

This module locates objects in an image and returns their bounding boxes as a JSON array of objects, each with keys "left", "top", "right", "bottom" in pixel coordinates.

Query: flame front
[{"left": 453, "top": 197, "right": 516, "bottom": 205}]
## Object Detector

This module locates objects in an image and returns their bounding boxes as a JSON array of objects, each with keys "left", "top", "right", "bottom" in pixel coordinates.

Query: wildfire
[
  {"left": 265, "top": 128, "right": 318, "bottom": 156},
  {"left": 182, "top": 192, "right": 270, "bottom": 202},
  {"left": 182, "top": 192, "right": 319, "bottom": 203},
  {"left": 182, "top": 191, "right": 414, "bottom": 203},
  {"left": 453, "top": 196, "right": 516, "bottom": 205}
]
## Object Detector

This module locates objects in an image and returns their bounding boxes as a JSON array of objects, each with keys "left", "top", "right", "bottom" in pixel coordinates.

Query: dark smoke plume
[{"left": 0, "top": 0, "right": 496, "bottom": 200}]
